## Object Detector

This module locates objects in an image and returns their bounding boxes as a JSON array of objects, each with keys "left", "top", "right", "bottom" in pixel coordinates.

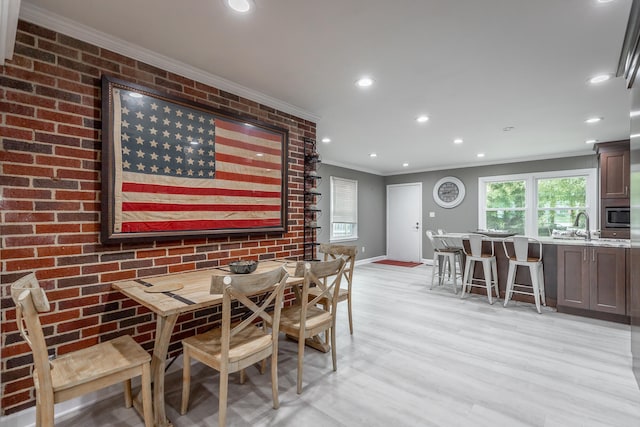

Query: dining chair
[
  {"left": 502, "top": 236, "right": 546, "bottom": 313},
  {"left": 308, "top": 243, "right": 357, "bottom": 335},
  {"left": 10, "top": 273, "right": 153, "bottom": 427},
  {"left": 280, "top": 257, "right": 346, "bottom": 394},
  {"left": 180, "top": 267, "right": 289, "bottom": 427},
  {"left": 426, "top": 230, "right": 463, "bottom": 293},
  {"left": 460, "top": 234, "right": 500, "bottom": 304}
]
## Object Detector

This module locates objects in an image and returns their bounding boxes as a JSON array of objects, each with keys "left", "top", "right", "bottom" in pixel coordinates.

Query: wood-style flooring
[{"left": 52, "top": 263, "right": 640, "bottom": 426}]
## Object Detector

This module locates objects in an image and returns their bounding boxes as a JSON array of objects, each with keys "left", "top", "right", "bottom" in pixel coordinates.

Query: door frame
[{"left": 386, "top": 182, "right": 422, "bottom": 262}]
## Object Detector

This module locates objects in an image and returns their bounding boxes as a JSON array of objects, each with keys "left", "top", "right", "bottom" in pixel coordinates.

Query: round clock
[{"left": 433, "top": 176, "right": 465, "bottom": 208}]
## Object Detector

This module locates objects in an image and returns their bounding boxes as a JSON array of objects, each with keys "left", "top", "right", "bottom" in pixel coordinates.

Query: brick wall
[{"left": 0, "top": 21, "right": 314, "bottom": 415}]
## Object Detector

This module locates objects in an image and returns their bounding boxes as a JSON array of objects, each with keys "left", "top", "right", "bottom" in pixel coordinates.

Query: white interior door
[{"left": 387, "top": 183, "right": 422, "bottom": 262}]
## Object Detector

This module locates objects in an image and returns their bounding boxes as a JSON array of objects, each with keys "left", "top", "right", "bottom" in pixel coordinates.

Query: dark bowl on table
[{"left": 229, "top": 260, "right": 258, "bottom": 274}]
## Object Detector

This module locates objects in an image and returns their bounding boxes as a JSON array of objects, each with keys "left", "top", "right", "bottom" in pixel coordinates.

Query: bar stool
[
  {"left": 426, "top": 230, "right": 463, "bottom": 293},
  {"left": 460, "top": 234, "right": 499, "bottom": 304},
  {"left": 502, "top": 236, "right": 546, "bottom": 313}
]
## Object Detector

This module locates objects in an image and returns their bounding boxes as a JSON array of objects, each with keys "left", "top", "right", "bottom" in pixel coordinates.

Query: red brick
[
  {"left": 0, "top": 127, "right": 33, "bottom": 140},
  {"left": 58, "top": 101, "right": 98, "bottom": 118},
  {"left": 40, "top": 308, "right": 80, "bottom": 326},
  {"left": 35, "top": 155, "right": 81, "bottom": 168},
  {"left": 1, "top": 390, "right": 31, "bottom": 409},
  {"left": 57, "top": 233, "right": 98, "bottom": 244},
  {"left": 36, "top": 223, "right": 80, "bottom": 234},
  {"left": 82, "top": 322, "right": 117, "bottom": 338},
  {"left": 37, "top": 109, "right": 83, "bottom": 126},
  {"left": 57, "top": 295, "right": 99, "bottom": 310},
  {"left": 0, "top": 150, "right": 33, "bottom": 165},
  {"left": 55, "top": 190, "right": 96, "bottom": 201},
  {"left": 5, "top": 115, "right": 55, "bottom": 132},
  {"left": 58, "top": 337, "right": 99, "bottom": 355},
  {"left": 56, "top": 169, "right": 98, "bottom": 181},
  {"left": 4, "top": 66, "right": 56, "bottom": 86},
  {"left": 101, "top": 270, "right": 136, "bottom": 282},
  {"left": 4, "top": 235, "right": 55, "bottom": 247},
  {"left": 168, "top": 247, "right": 194, "bottom": 256},
  {"left": 3, "top": 188, "right": 50, "bottom": 199},
  {"left": 3, "top": 163, "right": 53, "bottom": 178},
  {"left": 0, "top": 224, "right": 34, "bottom": 235},
  {"left": 0, "top": 248, "right": 35, "bottom": 260},
  {"left": 154, "top": 256, "right": 181, "bottom": 266},
  {"left": 169, "top": 263, "right": 195, "bottom": 273},
  {"left": 34, "top": 61, "right": 81, "bottom": 81},
  {"left": 36, "top": 245, "right": 82, "bottom": 258},
  {"left": 136, "top": 249, "right": 165, "bottom": 259},
  {"left": 36, "top": 266, "right": 80, "bottom": 280},
  {"left": 5, "top": 258, "right": 55, "bottom": 272},
  {"left": 82, "top": 262, "right": 119, "bottom": 275},
  {"left": 6, "top": 91, "right": 56, "bottom": 108},
  {"left": 4, "top": 212, "right": 54, "bottom": 222},
  {"left": 56, "top": 124, "right": 98, "bottom": 139},
  {"left": 46, "top": 288, "right": 80, "bottom": 302},
  {"left": 0, "top": 102, "right": 35, "bottom": 116}
]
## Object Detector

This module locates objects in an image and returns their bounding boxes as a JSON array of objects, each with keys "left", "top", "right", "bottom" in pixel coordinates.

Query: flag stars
[
  {"left": 209, "top": 170, "right": 215, "bottom": 177},
  {"left": 163, "top": 118, "right": 171, "bottom": 126},
  {"left": 175, "top": 145, "right": 183, "bottom": 152},
  {"left": 209, "top": 160, "right": 215, "bottom": 167},
  {"left": 187, "top": 158, "right": 195, "bottom": 166},
  {"left": 135, "top": 124, "right": 144, "bottom": 132},
  {"left": 123, "top": 160, "right": 131, "bottom": 169},
  {"left": 208, "top": 150, "right": 214, "bottom": 156},
  {"left": 198, "top": 148, "right": 204, "bottom": 155},
  {"left": 163, "top": 154, "right": 171, "bottom": 162},
  {"left": 150, "top": 140, "right": 158, "bottom": 147},
  {"left": 187, "top": 124, "right": 194, "bottom": 132},
  {"left": 175, "top": 122, "right": 182, "bottom": 129},
  {"left": 163, "top": 142, "right": 170, "bottom": 150},
  {"left": 198, "top": 127, "right": 204, "bottom": 134},
  {"left": 136, "top": 149, "right": 145, "bottom": 158},
  {"left": 150, "top": 152, "right": 159, "bottom": 160},
  {"left": 122, "top": 147, "right": 131, "bottom": 155},
  {"left": 187, "top": 169, "right": 194, "bottom": 176},
  {"left": 187, "top": 113, "right": 194, "bottom": 120},
  {"left": 176, "top": 168, "right": 182, "bottom": 175},
  {"left": 186, "top": 146, "right": 194, "bottom": 154},
  {"left": 176, "top": 156, "right": 183, "bottom": 164},
  {"left": 136, "top": 136, "right": 144, "bottom": 145},
  {"left": 209, "top": 118, "right": 214, "bottom": 125},
  {"left": 122, "top": 133, "right": 130, "bottom": 141},
  {"left": 163, "top": 130, "right": 170, "bottom": 138},
  {"left": 199, "top": 116, "right": 205, "bottom": 123},
  {"left": 150, "top": 115, "right": 158, "bottom": 123},
  {"left": 198, "top": 159, "right": 205, "bottom": 166},
  {"left": 164, "top": 166, "right": 171, "bottom": 174},
  {"left": 208, "top": 129, "right": 214, "bottom": 136},
  {"left": 150, "top": 128, "right": 158, "bottom": 135},
  {"left": 136, "top": 111, "right": 145, "bottom": 120},
  {"left": 122, "top": 120, "right": 130, "bottom": 128},
  {"left": 176, "top": 110, "right": 183, "bottom": 117},
  {"left": 150, "top": 165, "right": 159, "bottom": 173},
  {"left": 175, "top": 133, "right": 183, "bottom": 140},
  {"left": 163, "top": 106, "right": 171, "bottom": 114},
  {"left": 121, "top": 106, "right": 130, "bottom": 115},
  {"left": 151, "top": 103, "right": 158, "bottom": 110},
  {"left": 136, "top": 163, "right": 145, "bottom": 171},
  {"left": 198, "top": 170, "right": 204, "bottom": 177}
]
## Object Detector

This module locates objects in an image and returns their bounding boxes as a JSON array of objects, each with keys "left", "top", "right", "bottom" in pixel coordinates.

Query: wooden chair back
[
  {"left": 319, "top": 243, "right": 357, "bottom": 291},
  {"left": 11, "top": 273, "right": 54, "bottom": 398},
  {"left": 210, "top": 267, "right": 289, "bottom": 361},
  {"left": 293, "top": 257, "right": 346, "bottom": 321}
]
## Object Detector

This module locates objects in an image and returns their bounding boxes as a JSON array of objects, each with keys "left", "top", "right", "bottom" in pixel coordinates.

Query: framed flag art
[{"left": 100, "top": 75, "right": 288, "bottom": 243}]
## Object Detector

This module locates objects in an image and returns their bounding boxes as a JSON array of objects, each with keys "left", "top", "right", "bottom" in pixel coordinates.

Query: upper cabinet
[{"left": 597, "top": 141, "right": 630, "bottom": 199}]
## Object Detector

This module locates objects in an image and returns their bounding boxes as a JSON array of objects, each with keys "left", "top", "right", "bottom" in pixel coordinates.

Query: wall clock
[{"left": 433, "top": 176, "right": 465, "bottom": 208}]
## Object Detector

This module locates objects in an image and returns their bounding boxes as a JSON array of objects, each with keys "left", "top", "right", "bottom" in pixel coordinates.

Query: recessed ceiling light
[
  {"left": 631, "top": 133, "right": 640, "bottom": 139},
  {"left": 369, "top": 153, "right": 377, "bottom": 158},
  {"left": 416, "top": 115, "right": 429, "bottom": 123},
  {"left": 356, "top": 77, "right": 374, "bottom": 88},
  {"left": 477, "top": 153, "right": 485, "bottom": 158},
  {"left": 402, "top": 162, "right": 409, "bottom": 167},
  {"left": 585, "top": 117, "right": 603, "bottom": 124},
  {"left": 597, "top": 0, "right": 615, "bottom": 3},
  {"left": 453, "top": 138, "right": 463, "bottom": 144},
  {"left": 226, "top": 0, "right": 254, "bottom": 13},
  {"left": 585, "top": 139, "right": 598, "bottom": 144},
  {"left": 588, "top": 74, "right": 612, "bottom": 84},
  {"left": 321, "top": 137, "right": 331, "bottom": 143},
  {"left": 631, "top": 110, "right": 640, "bottom": 117}
]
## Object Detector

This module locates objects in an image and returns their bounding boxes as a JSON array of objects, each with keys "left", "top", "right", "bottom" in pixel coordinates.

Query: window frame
[
  {"left": 330, "top": 176, "right": 359, "bottom": 242},
  {"left": 478, "top": 168, "right": 597, "bottom": 237}
]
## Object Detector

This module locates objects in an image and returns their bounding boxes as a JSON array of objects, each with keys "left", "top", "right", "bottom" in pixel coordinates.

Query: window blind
[{"left": 330, "top": 176, "right": 357, "bottom": 223}]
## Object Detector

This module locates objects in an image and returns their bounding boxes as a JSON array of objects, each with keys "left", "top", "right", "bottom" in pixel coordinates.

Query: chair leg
[
  {"left": 451, "top": 254, "right": 458, "bottom": 293},
  {"left": 461, "top": 258, "right": 472, "bottom": 298},
  {"left": 271, "top": 352, "right": 279, "bottom": 409},
  {"left": 491, "top": 260, "right": 499, "bottom": 299},
  {"left": 504, "top": 263, "right": 515, "bottom": 307},
  {"left": 431, "top": 253, "right": 439, "bottom": 289},
  {"left": 124, "top": 379, "right": 133, "bottom": 408},
  {"left": 38, "top": 389, "right": 55, "bottom": 427},
  {"left": 180, "top": 347, "right": 191, "bottom": 415},
  {"left": 297, "top": 332, "right": 305, "bottom": 394},
  {"left": 240, "top": 369, "right": 246, "bottom": 384},
  {"left": 531, "top": 265, "right": 542, "bottom": 314},
  {"left": 539, "top": 263, "right": 547, "bottom": 306},
  {"left": 347, "top": 295, "right": 353, "bottom": 335},
  {"left": 482, "top": 260, "right": 493, "bottom": 304},
  {"left": 331, "top": 325, "right": 337, "bottom": 372},
  {"left": 141, "top": 362, "right": 153, "bottom": 427},
  {"left": 219, "top": 369, "right": 228, "bottom": 427}
]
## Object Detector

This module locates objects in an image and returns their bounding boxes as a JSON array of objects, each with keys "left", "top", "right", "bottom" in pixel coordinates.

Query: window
[
  {"left": 479, "top": 169, "right": 596, "bottom": 237},
  {"left": 330, "top": 176, "right": 358, "bottom": 241}
]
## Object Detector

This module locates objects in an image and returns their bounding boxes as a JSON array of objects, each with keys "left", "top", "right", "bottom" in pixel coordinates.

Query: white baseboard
[{"left": 354, "top": 255, "right": 386, "bottom": 266}]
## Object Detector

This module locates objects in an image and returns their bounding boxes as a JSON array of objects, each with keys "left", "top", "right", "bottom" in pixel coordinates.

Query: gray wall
[
  {"left": 384, "top": 155, "right": 597, "bottom": 260},
  {"left": 315, "top": 163, "right": 387, "bottom": 260}
]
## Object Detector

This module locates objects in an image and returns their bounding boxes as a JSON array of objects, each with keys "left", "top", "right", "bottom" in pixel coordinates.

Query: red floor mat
[{"left": 373, "top": 260, "right": 422, "bottom": 268}]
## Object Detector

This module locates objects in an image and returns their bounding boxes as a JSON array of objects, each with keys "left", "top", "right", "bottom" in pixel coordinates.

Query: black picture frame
[{"left": 101, "top": 75, "right": 288, "bottom": 243}]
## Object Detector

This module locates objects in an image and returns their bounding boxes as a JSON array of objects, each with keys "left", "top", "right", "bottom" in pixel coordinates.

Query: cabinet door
[
  {"left": 600, "top": 150, "right": 630, "bottom": 198},
  {"left": 557, "top": 246, "right": 590, "bottom": 309},
  {"left": 590, "top": 247, "right": 626, "bottom": 315}
]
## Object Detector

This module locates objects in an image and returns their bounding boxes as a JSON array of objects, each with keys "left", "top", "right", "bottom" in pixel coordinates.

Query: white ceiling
[{"left": 19, "top": 0, "right": 633, "bottom": 175}]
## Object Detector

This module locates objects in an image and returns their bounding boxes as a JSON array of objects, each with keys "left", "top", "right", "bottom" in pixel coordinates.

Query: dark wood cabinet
[
  {"left": 600, "top": 148, "right": 630, "bottom": 199},
  {"left": 557, "top": 245, "right": 626, "bottom": 315}
]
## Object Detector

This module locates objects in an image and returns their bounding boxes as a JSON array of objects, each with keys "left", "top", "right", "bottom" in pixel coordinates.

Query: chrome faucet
[{"left": 573, "top": 211, "right": 591, "bottom": 241}]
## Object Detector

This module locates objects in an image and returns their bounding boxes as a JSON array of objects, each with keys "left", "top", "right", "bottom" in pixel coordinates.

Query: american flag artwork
[{"left": 106, "top": 83, "right": 286, "bottom": 238}]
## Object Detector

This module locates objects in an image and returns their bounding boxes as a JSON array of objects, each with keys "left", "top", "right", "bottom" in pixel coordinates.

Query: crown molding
[
  {"left": 1, "top": 0, "right": 20, "bottom": 63},
  {"left": 18, "top": 2, "right": 320, "bottom": 123}
]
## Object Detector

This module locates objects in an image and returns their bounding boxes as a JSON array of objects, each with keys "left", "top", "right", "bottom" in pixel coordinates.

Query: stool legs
[
  {"left": 461, "top": 257, "right": 497, "bottom": 303},
  {"left": 503, "top": 261, "right": 546, "bottom": 313},
  {"left": 431, "top": 252, "right": 459, "bottom": 293}
]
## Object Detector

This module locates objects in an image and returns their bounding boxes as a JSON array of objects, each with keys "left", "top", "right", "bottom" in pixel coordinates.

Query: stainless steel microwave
[{"left": 605, "top": 207, "right": 630, "bottom": 228}]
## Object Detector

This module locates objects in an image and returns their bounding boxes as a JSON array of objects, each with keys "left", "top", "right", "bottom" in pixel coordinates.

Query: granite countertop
[{"left": 538, "top": 236, "right": 630, "bottom": 248}]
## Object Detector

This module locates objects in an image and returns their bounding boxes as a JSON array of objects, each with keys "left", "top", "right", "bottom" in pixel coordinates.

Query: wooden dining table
[{"left": 112, "top": 259, "right": 305, "bottom": 427}]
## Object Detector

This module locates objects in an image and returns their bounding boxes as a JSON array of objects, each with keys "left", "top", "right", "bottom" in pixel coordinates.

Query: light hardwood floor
[{"left": 53, "top": 263, "right": 640, "bottom": 426}]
